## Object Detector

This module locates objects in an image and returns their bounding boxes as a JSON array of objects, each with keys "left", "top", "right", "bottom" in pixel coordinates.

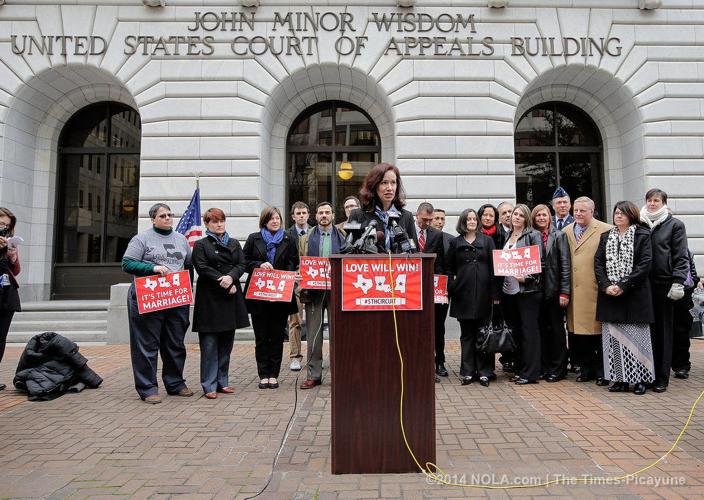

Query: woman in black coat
[
  {"left": 501, "top": 204, "right": 544, "bottom": 385},
  {"left": 447, "top": 209, "right": 498, "bottom": 387},
  {"left": 244, "top": 207, "right": 299, "bottom": 390},
  {"left": 531, "top": 204, "right": 571, "bottom": 382},
  {"left": 192, "top": 208, "right": 250, "bottom": 399},
  {"left": 347, "top": 163, "right": 416, "bottom": 253},
  {"left": 596, "top": 201, "right": 655, "bottom": 395}
]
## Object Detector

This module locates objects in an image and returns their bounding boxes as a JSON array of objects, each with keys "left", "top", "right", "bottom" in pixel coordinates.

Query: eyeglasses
[{"left": 156, "top": 213, "right": 173, "bottom": 219}]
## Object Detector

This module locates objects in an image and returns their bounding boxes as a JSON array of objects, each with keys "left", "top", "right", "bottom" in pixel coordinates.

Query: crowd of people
[{"left": 0, "top": 162, "right": 700, "bottom": 402}]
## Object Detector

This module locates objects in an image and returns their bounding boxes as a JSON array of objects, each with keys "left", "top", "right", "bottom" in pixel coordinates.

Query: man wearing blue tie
[{"left": 551, "top": 187, "right": 574, "bottom": 231}]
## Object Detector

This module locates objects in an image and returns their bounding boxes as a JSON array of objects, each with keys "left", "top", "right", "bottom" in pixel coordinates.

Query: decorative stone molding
[
  {"left": 240, "top": 0, "right": 260, "bottom": 7},
  {"left": 142, "top": 0, "right": 166, "bottom": 7},
  {"left": 488, "top": 0, "right": 508, "bottom": 8},
  {"left": 638, "top": 0, "right": 661, "bottom": 9},
  {"left": 397, "top": 0, "right": 414, "bottom": 7}
]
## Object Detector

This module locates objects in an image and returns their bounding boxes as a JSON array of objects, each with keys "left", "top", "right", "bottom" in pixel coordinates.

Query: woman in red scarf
[{"left": 478, "top": 204, "right": 504, "bottom": 249}]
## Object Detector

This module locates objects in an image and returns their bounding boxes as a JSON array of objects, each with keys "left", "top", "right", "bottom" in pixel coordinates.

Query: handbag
[{"left": 476, "top": 314, "right": 516, "bottom": 354}]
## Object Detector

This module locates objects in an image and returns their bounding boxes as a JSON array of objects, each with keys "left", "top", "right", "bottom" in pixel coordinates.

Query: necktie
[
  {"left": 557, "top": 219, "right": 564, "bottom": 230},
  {"left": 321, "top": 232, "right": 330, "bottom": 257},
  {"left": 419, "top": 229, "right": 426, "bottom": 252},
  {"left": 575, "top": 226, "right": 583, "bottom": 242}
]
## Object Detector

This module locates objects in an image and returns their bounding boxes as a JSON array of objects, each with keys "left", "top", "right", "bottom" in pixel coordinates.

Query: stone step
[
  {"left": 21, "top": 300, "right": 110, "bottom": 312},
  {"left": 9, "top": 319, "right": 107, "bottom": 332},
  {"left": 11, "top": 310, "right": 108, "bottom": 322},
  {"left": 7, "top": 331, "right": 108, "bottom": 344}
]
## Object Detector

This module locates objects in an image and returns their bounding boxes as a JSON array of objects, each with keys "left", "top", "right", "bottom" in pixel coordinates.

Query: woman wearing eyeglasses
[
  {"left": 122, "top": 203, "right": 193, "bottom": 404},
  {"left": 0, "top": 207, "right": 21, "bottom": 392}
]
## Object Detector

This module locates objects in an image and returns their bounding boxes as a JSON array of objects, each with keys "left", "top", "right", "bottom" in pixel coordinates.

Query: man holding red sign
[{"left": 298, "top": 202, "right": 347, "bottom": 389}]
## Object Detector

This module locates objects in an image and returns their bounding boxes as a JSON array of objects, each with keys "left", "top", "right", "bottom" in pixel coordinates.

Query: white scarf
[
  {"left": 639, "top": 205, "right": 669, "bottom": 229},
  {"left": 605, "top": 225, "right": 636, "bottom": 283}
]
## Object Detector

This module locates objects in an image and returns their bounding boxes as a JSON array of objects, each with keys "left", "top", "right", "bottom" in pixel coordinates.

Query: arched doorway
[
  {"left": 286, "top": 100, "right": 380, "bottom": 222},
  {"left": 53, "top": 102, "right": 141, "bottom": 299},
  {"left": 514, "top": 102, "right": 605, "bottom": 216}
]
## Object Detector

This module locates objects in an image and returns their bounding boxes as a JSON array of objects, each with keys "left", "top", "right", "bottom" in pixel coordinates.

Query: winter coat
[
  {"left": 243, "top": 231, "right": 299, "bottom": 316},
  {"left": 541, "top": 228, "right": 571, "bottom": 300},
  {"left": 192, "top": 235, "right": 250, "bottom": 333},
  {"left": 446, "top": 233, "right": 497, "bottom": 320},
  {"left": 594, "top": 226, "right": 654, "bottom": 324},
  {"left": 564, "top": 219, "right": 613, "bottom": 335},
  {"left": 648, "top": 215, "right": 689, "bottom": 286},
  {"left": 13, "top": 332, "right": 102, "bottom": 401},
  {"left": 0, "top": 248, "right": 21, "bottom": 312}
]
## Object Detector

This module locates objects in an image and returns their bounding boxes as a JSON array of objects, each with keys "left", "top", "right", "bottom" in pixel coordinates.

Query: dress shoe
[
  {"left": 268, "top": 378, "right": 279, "bottom": 389},
  {"left": 142, "top": 394, "right": 162, "bottom": 404},
  {"left": 633, "top": 383, "right": 646, "bottom": 395},
  {"left": 289, "top": 358, "right": 302, "bottom": 371},
  {"left": 300, "top": 379, "right": 321, "bottom": 390},
  {"left": 545, "top": 374, "right": 558, "bottom": 383},
  {"left": 258, "top": 379, "right": 269, "bottom": 389},
  {"left": 0, "top": 383, "right": 6, "bottom": 391},
  {"left": 514, "top": 378, "right": 537, "bottom": 385},
  {"left": 608, "top": 382, "right": 628, "bottom": 392},
  {"left": 479, "top": 376, "right": 490, "bottom": 387},
  {"left": 218, "top": 386, "right": 235, "bottom": 394},
  {"left": 674, "top": 369, "right": 689, "bottom": 379},
  {"left": 460, "top": 376, "right": 473, "bottom": 385},
  {"left": 205, "top": 392, "right": 218, "bottom": 399},
  {"left": 575, "top": 373, "right": 593, "bottom": 382},
  {"left": 435, "top": 363, "right": 449, "bottom": 377},
  {"left": 595, "top": 377, "right": 609, "bottom": 387},
  {"left": 509, "top": 375, "right": 521, "bottom": 383},
  {"left": 652, "top": 383, "right": 667, "bottom": 393},
  {"left": 168, "top": 387, "right": 194, "bottom": 397}
]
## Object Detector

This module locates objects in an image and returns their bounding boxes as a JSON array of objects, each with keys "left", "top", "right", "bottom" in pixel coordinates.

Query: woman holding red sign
[
  {"left": 446, "top": 209, "right": 498, "bottom": 387},
  {"left": 347, "top": 163, "right": 416, "bottom": 253},
  {"left": 243, "top": 207, "right": 299, "bottom": 390},
  {"left": 500, "top": 204, "right": 544, "bottom": 385},
  {"left": 122, "top": 203, "right": 193, "bottom": 404},
  {"left": 192, "top": 208, "right": 250, "bottom": 399}
]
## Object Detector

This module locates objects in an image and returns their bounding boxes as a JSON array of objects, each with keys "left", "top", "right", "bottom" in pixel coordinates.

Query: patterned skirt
[{"left": 602, "top": 322, "right": 655, "bottom": 384}]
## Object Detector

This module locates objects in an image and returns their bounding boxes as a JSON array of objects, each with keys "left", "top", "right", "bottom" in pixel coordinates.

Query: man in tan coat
[{"left": 564, "top": 196, "right": 612, "bottom": 385}]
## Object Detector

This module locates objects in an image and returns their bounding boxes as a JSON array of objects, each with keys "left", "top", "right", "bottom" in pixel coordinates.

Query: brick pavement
[{"left": 0, "top": 340, "right": 702, "bottom": 499}]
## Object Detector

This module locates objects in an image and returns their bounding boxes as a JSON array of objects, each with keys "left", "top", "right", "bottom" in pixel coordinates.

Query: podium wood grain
[{"left": 329, "top": 254, "right": 436, "bottom": 474}]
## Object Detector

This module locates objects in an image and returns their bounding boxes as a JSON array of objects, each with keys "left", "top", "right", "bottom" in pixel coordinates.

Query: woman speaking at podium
[{"left": 347, "top": 163, "right": 416, "bottom": 253}]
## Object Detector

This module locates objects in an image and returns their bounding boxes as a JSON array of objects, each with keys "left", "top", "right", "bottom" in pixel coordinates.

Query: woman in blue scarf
[
  {"left": 347, "top": 163, "right": 416, "bottom": 253},
  {"left": 243, "top": 207, "right": 299, "bottom": 389},
  {"left": 192, "top": 208, "right": 250, "bottom": 399}
]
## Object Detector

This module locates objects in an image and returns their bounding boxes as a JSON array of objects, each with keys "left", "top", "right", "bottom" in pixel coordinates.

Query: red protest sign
[
  {"left": 341, "top": 257, "right": 422, "bottom": 311},
  {"left": 135, "top": 270, "right": 193, "bottom": 314},
  {"left": 493, "top": 244, "right": 542, "bottom": 277},
  {"left": 245, "top": 268, "right": 297, "bottom": 302},
  {"left": 434, "top": 274, "right": 448, "bottom": 304},
  {"left": 300, "top": 256, "right": 331, "bottom": 289}
]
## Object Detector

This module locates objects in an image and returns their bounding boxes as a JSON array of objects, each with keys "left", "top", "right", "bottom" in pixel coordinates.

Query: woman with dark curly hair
[
  {"left": 478, "top": 203, "right": 504, "bottom": 250},
  {"left": 347, "top": 163, "right": 416, "bottom": 253}
]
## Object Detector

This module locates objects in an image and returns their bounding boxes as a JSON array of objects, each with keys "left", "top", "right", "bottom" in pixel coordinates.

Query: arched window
[
  {"left": 287, "top": 101, "right": 380, "bottom": 221},
  {"left": 54, "top": 102, "right": 141, "bottom": 299},
  {"left": 514, "top": 102, "right": 604, "bottom": 215}
]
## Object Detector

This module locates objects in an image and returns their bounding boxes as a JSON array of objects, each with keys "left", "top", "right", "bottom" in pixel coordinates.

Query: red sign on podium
[
  {"left": 135, "top": 270, "right": 193, "bottom": 314},
  {"left": 493, "top": 244, "right": 542, "bottom": 277},
  {"left": 341, "top": 257, "right": 422, "bottom": 311},
  {"left": 245, "top": 268, "right": 297, "bottom": 302},
  {"left": 299, "top": 256, "right": 331, "bottom": 290},
  {"left": 433, "top": 274, "right": 448, "bottom": 304}
]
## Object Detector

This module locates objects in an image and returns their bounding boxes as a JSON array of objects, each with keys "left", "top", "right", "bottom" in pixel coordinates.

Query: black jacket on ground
[
  {"left": 594, "top": 226, "right": 655, "bottom": 324},
  {"left": 446, "top": 233, "right": 497, "bottom": 320},
  {"left": 13, "top": 332, "right": 102, "bottom": 401},
  {"left": 347, "top": 206, "right": 416, "bottom": 254},
  {"left": 541, "top": 228, "right": 571, "bottom": 300},
  {"left": 649, "top": 215, "right": 689, "bottom": 286},
  {"left": 192, "top": 235, "right": 250, "bottom": 333},
  {"left": 243, "top": 231, "right": 299, "bottom": 316}
]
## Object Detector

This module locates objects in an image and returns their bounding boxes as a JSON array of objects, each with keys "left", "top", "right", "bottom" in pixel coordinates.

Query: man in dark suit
[
  {"left": 431, "top": 208, "right": 454, "bottom": 378},
  {"left": 551, "top": 186, "right": 574, "bottom": 231},
  {"left": 286, "top": 201, "right": 311, "bottom": 372}
]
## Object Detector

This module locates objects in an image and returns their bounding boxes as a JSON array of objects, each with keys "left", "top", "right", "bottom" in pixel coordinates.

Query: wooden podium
[{"left": 329, "top": 254, "right": 436, "bottom": 474}]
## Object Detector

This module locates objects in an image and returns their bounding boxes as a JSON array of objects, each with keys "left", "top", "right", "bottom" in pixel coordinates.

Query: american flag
[{"left": 176, "top": 188, "right": 202, "bottom": 247}]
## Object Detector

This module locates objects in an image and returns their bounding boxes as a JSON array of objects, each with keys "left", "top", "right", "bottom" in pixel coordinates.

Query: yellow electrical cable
[{"left": 385, "top": 250, "right": 704, "bottom": 489}]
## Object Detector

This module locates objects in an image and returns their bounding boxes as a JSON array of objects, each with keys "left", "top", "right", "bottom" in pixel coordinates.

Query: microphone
[
  {"left": 353, "top": 220, "right": 379, "bottom": 254},
  {"left": 342, "top": 221, "right": 361, "bottom": 248},
  {"left": 389, "top": 216, "right": 417, "bottom": 254}
]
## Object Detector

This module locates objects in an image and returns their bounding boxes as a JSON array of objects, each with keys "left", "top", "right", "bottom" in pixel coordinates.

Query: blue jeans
[{"left": 198, "top": 332, "right": 235, "bottom": 393}]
